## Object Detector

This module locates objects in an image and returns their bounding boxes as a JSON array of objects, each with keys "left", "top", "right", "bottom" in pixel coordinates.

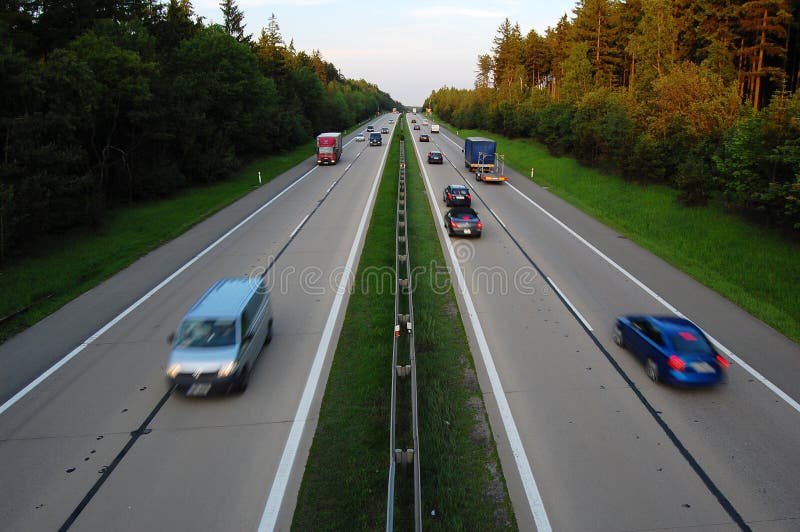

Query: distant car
[
  {"left": 444, "top": 207, "right": 482, "bottom": 237},
  {"left": 366, "top": 125, "right": 375, "bottom": 132},
  {"left": 413, "top": 124, "right": 421, "bottom": 130},
  {"left": 389, "top": 119, "right": 394, "bottom": 123},
  {"left": 427, "top": 150, "right": 443, "bottom": 164},
  {"left": 369, "top": 132, "right": 382, "bottom": 146},
  {"left": 411, "top": 119, "right": 417, "bottom": 123},
  {"left": 381, "top": 127, "right": 389, "bottom": 134},
  {"left": 355, "top": 133, "right": 365, "bottom": 142},
  {"left": 443, "top": 184, "right": 471, "bottom": 207},
  {"left": 419, "top": 134, "right": 430, "bottom": 142},
  {"left": 422, "top": 120, "right": 429, "bottom": 126},
  {"left": 613, "top": 315, "right": 729, "bottom": 387}
]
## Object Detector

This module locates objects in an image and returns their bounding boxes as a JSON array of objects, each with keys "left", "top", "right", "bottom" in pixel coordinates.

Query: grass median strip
[
  {"left": 0, "top": 141, "right": 315, "bottom": 344},
  {"left": 293, "top": 124, "right": 515, "bottom": 530},
  {"left": 441, "top": 121, "right": 800, "bottom": 342}
]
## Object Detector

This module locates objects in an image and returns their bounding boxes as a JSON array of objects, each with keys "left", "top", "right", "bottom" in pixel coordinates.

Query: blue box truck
[{"left": 464, "top": 137, "right": 496, "bottom": 173}]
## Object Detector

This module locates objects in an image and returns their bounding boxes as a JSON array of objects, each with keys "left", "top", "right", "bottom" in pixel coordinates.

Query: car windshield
[
  {"left": 451, "top": 208, "right": 476, "bottom": 217},
  {"left": 451, "top": 187, "right": 467, "bottom": 194},
  {"left": 669, "top": 330, "right": 714, "bottom": 354},
  {"left": 176, "top": 319, "right": 236, "bottom": 348}
]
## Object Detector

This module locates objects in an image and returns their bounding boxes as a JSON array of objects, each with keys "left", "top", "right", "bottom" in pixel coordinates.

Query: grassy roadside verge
[
  {"left": 0, "top": 141, "right": 315, "bottom": 344},
  {"left": 293, "top": 123, "right": 515, "bottom": 529},
  {"left": 438, "top": 120, "right": 800, "bottom": 342}
]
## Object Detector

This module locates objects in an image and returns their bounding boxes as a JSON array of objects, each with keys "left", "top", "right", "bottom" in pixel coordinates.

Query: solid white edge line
[
  {"left": 547, "top": 277, "right": 594, "bottom": 332},
  {"left": 0, "top": 164, "right": 322, "bottom": 417},
  {"left": 410, "top": 123, "right": 552, "bottom": 532},
  {"left": 290, "top": 214, "right": 310, "bottom": 239},
  {"left": 506, "top": 182, "right": 800, "bottom": 415},
  {"left": 257, "top": 124, "right": 392, "bottom": 532}
]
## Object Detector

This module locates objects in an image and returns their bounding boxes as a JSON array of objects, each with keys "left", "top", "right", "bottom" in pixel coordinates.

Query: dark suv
[
  {"left": 369, "top": 132, "right": 382, "bottom": 146},
  {"left": 427, "top": 151, "right": 443, "bottom": 164},
  {"left": 443, "top": 184, "right": 472, "bottom": 207}
]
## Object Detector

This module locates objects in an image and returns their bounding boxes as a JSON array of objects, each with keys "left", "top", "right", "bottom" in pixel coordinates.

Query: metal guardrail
[{"left": 386, "top": 128, "right": 422, "bottom": 531}]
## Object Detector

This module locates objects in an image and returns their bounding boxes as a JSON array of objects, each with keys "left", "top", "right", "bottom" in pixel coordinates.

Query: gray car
[{"left": 166, "top": 277, "right": 273, "bottom": 396}]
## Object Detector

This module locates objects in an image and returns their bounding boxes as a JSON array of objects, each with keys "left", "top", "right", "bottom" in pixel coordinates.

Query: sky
[{"left": 194, "top": 0, "right": 578, "bottom": 106}]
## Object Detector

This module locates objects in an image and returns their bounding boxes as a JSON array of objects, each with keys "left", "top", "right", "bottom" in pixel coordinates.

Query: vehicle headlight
[
  {"left": 218, "top": 361, "right": 237, "bottom": 378},
  {"left": 166, "top": 364, "right": 181, "bottom": 378}
]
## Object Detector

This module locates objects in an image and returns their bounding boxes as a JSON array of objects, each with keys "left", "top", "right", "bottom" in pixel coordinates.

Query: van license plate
[
  {"left": 463, "top": 229, "right": 471, "bottom": 234},
  {"left": 187, "top": 383, "right": 211, "bottom": 396}
]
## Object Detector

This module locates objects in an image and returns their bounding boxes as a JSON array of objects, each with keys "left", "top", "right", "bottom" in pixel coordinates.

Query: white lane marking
[
  {"left": 290, "top": 214, "right": 310, "bottom": 239},
  {"left": 547, "top": 277, "right": 594, "bottom": 332},
  {"left": 507, "top": 181, "right": 800, "bottom": 415},
  {"left": 441, "top": 128, "right": 462, "bottom": 149},
  {"left": 0, "top": 165, "right": 323, "bottom": 417},
  {"left": 488, "top": 207, "right": 507, "bottom": 229},
  {"left": 257, "top": 124, "right": 392, "bottom": 531},
  {"left": 409, "top": 134, "right": 553, "bottom": 532}
]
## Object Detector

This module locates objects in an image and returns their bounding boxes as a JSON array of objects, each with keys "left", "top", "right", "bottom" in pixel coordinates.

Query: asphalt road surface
[
  {"left": 408, "top": 115, "right": 800, "bottom": 531},
  {"left": 0, "top": 116, "right": 397, "bottom": 531}
]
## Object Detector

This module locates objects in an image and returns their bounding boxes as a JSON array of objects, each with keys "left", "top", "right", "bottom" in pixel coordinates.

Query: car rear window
[{"left": 669, "top": 330, "right": 714, "bottom": 354}]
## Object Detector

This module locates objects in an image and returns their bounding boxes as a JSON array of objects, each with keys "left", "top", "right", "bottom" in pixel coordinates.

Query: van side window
[{"left": 241, "top": 291, "right": 264, "bottom": 336}]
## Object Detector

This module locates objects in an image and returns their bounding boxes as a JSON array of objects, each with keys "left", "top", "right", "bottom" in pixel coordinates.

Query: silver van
[{"left": 166, "top": 277, "right": 273, "bottom": 396}]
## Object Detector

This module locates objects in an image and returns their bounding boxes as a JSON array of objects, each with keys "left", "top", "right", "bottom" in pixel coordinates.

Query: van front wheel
[{"left": 265, "top": 319, "right": 273, "bottom": 345}]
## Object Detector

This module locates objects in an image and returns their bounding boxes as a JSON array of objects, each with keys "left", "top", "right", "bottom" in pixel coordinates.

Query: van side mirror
[{"left": 167, "top": 332, "right": 175, "bottom": 344}]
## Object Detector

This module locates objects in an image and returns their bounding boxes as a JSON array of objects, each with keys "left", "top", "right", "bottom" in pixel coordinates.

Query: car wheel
[
  {"left": 645, "top": 358, "right": 659, "bottom": 383},
  {"left": 612, "top": 325, "right": 624, "bottom": 347}
]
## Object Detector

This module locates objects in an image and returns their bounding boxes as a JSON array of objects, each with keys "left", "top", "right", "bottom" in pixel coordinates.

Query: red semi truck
[{"left": 316, "top": 132, "right": 342, "bottom": 165}]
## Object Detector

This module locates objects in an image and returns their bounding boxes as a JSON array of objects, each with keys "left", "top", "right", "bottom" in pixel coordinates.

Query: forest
[
  {"left": 0, "top": 0, "right": 399, "bottom": 261},
  {"left": 425, "top": 0, "right": 800, "bottom": 234}
]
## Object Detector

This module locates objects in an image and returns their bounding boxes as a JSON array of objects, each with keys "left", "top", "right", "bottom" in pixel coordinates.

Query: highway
[
  {"left": 0, "top": 116, "right": 397, "bottom": 531},
  {"left": 407, "top": 115, "right": 800, "bottom": 531}
]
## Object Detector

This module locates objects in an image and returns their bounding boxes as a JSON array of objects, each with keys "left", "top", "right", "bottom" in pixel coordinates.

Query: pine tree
[
  {"left": 739, "top": 0, "right": 792, "bottom": 109},
  {"left": 219, "top": 0, "right": 250, "bottom": 43}
]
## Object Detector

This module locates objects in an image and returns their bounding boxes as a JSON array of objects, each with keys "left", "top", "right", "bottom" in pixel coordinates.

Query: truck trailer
[
  {"left": 316, "top": 132, "right": 342, "bottom": 165},
  {"left": 464, "top": 137, "right": 496, "bottom": 173}
]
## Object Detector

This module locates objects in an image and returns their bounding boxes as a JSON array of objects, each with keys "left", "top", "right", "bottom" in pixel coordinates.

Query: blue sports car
[{"left": 613, "top": 315, "right": 729, "bottom": 387}]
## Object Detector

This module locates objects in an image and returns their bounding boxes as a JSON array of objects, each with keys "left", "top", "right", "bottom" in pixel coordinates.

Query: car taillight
[
  {"left": 668, "top": 355, "right": 686, "bottom": 372},
  {"left": 477, "top": 222, "right": 483, "bottom": 229},
  {"left": 462, "top": 216, "right": 470, "bottom": 220},
  {"left": 467, "top": 194, "right": 472, "bottom": 200},
  {"left": 447, "top": 194, "right": 452, "bottom": 200},
  {"left": 716, "top": 355, "right": 730, "bottom": 369},
  {"left": 450, "top": 221, "right": 457, "bottom": 228}
]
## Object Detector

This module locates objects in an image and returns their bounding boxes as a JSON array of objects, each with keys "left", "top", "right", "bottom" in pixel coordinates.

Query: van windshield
[
  {"left": 319, "top": 146, "right": 334, "bottom": 154},
  {"left": 176, "top": 319, "right": 236, "bottom": 347}
]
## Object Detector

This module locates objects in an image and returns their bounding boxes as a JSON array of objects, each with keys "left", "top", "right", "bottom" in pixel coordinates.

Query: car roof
[
  {"left": 185, "top": 278, "right": 259, "bottom": 319},
  {"left": 448, "top": 183, "right": 467, "bottom": 188},
  {"left": 449, "top": 207, "right": 477, "bottom": 215},
  {"left": 650, "top": 316, "right": 701, "bottom": 333}
]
